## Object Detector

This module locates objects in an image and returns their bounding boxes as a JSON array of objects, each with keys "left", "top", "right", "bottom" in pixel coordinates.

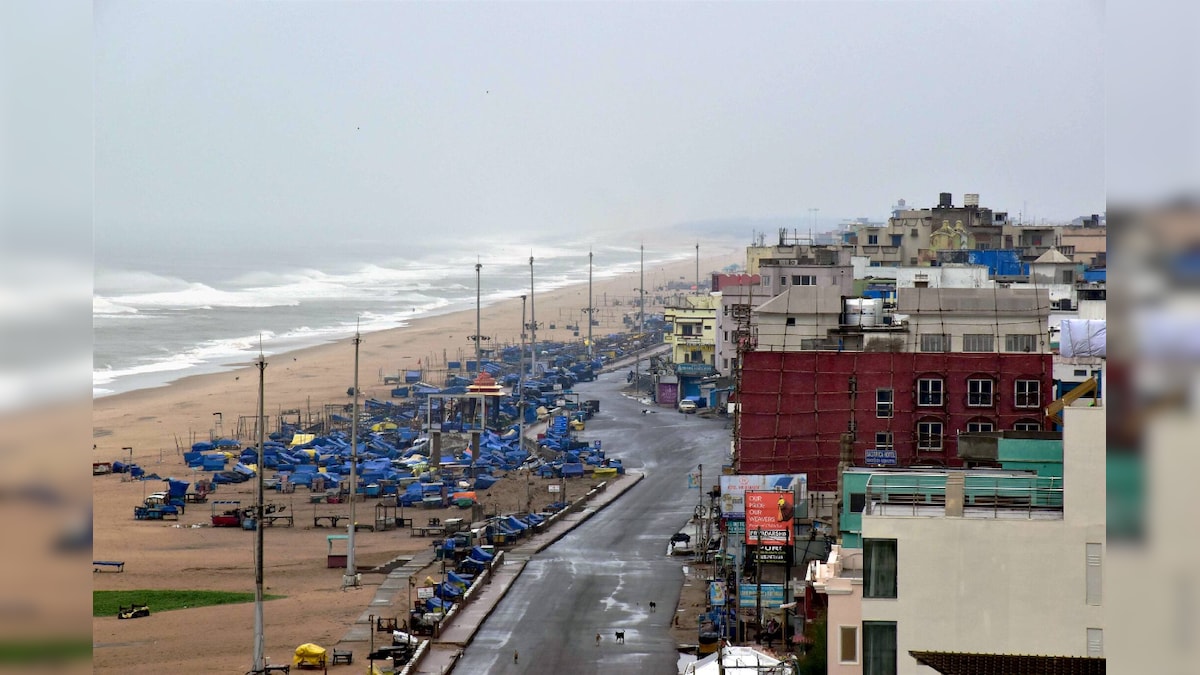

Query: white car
[{"left": 678, "top": 400, "right": 698, "bottom": 414}]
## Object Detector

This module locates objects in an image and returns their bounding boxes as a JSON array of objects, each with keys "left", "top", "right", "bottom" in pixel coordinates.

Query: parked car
[{"left": 678, "top": 399, "right": 698, "bottom": 414}]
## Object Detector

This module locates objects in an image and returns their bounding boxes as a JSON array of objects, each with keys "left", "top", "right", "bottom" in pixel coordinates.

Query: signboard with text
[
  {"left": 750, "top": 544, "right": 790, "bottom": 565},
  {"left": 719, "top": 474, "right": 808, "bottom": 519},
  {"left": 865, "top": 448, "right": 897, "bottom": 466},
  {"left": 744, "top": 491, "right": 794, "bottom": 546},
  {"left": 738, "top": 583, "right": 786, "bottom": 609}
]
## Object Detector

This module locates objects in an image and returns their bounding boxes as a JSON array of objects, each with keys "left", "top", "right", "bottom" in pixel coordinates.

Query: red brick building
[{"left": 735, "top": 350, "right": 1052, "bottom": 491}]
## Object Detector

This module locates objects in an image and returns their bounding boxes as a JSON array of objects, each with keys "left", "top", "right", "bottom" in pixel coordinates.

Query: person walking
[
  {"left": 595, "top": 632, "right": 602, "bottom": 646},
  {"left": 514, "top": 650, "right": 519, "bottom": 664}
]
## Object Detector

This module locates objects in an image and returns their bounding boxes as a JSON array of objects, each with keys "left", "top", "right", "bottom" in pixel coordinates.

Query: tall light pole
[
  {"left": 475, "top": 261, "right": 483, "bottom": 371},
  {"left": 695, "top": 242, "right": 700, "bottom": 296},
  {"left": 529, "top": 255, "right": 537, "bottom": 379},
  {"left": 344, "top": 328, "right": 361, "bottom": 589},
  {"left": 519, "top": 294, "right": 527, "bottom": 453}
]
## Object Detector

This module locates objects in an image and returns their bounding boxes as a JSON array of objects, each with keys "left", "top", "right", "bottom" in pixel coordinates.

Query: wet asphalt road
[{"left": 456, "top": 370, "right": 730, "bottom": 674}]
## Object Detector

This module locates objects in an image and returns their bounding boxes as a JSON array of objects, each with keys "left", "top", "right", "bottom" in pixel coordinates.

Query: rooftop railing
[{"left": 864, "top": 472, "right": 1064, "bottom": 519}]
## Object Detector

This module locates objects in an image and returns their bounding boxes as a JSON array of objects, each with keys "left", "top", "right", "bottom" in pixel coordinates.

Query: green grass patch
[
  {"left": 0, "top": 639, "right": 92, "bottom": 663},
  {"left": 93, "top": 590, "right": 283, "bottom": 617}
]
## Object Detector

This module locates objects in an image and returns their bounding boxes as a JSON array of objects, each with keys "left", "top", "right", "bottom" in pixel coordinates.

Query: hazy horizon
[{"left": 96, "top": 1, "right": 1104, "bottom": 261}]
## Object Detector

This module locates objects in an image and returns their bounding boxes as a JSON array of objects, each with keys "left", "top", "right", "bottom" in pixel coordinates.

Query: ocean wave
[{"left": 93, "top": 331, "right": 279, "bottom": 387}]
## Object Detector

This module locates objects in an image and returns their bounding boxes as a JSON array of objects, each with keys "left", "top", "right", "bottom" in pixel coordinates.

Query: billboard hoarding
[
  {"left": 745, "top": 491, "right": 794, "bottom": 545},
  {"left": 719, "top": 474, "right": 808, "bottom": 519}
]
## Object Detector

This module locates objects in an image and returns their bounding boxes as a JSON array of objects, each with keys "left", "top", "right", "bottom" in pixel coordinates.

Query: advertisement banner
[
  {"left": 688, "top": 471, "right": 702, "bottom": 489},
  {"left": 745, "top": 491, "right": 794, "bottom": 545},
  {"left": 708, "top": 580, "right": 726, "bottom": 607},
  {"left": 719, "top": 474, "right": 808, "bottom": 519},
  {"left": 738, "top": 583, "right": 786, "bottom": 609}
]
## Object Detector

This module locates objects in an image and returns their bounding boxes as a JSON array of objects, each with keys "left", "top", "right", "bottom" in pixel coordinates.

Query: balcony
[
  {"left": 675, "top": 335, "right": 715, "bottom": 346},
  {"left": 863, "top": 473, "right": 1063, "bottom": 520}
]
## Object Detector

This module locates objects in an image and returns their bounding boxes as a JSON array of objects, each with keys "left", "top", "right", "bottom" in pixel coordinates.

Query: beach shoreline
[{"left": 90, "top": 249, "right": 741, "bottom": 674}]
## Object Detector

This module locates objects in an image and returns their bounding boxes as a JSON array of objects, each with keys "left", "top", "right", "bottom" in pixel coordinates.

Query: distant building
[
  {"left": 662, "top": 295, "right": 719, "bottom": 404},
  {"left": 849, "top": 193, "right": 1077, "bottom": 267}
]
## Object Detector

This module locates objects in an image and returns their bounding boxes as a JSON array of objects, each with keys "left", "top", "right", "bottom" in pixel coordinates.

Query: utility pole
[
  {"left": 344, "top": 329, "right": 362, "bottom": 589},
  {"left": 587, "top": 250, "right": 594, "bottom": 360},
  {"left": 833, "top": 432, "right": 854, "bottom": 543},
  {"left": 635, "top": 244, "right": 644, "bottom": 397},
  {"left": 252, "top": 354, "right": 267, "bottom": 673},
  {"left": 695, "top": 242, "right": 700, "bottom": 296},
  {"left": 755, "top": 527, "right": 763, "bottom": 640}
]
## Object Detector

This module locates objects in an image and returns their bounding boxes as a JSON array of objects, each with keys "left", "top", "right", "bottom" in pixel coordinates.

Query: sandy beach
[{"left": 91, "top": 248, "right": 740, "bottom": 673}]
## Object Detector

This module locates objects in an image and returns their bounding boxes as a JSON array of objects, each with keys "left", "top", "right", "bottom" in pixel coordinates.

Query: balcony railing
[{"left": 863, "top": 473, "right": 1064, "bottom": 519}]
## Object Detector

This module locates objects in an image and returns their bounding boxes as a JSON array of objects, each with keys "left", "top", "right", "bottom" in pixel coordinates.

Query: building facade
[
  {"left": 856, "top": 405, "right": 1105, "bottom": 674},
  {"left": 735, "top": 351, "right": 1053, "bottom": 492}
]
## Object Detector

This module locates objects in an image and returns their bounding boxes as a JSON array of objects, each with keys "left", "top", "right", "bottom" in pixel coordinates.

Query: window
[
  {"left": 1015, "top": 380, "right": 1040, "bottom": 408},
  {"left": 966, "top": 420, "right": 994, "bottom": 433},
  {"left": 839, "top": 626, "right": 859, "bottom": 664},
  {"left": 917, "top": 420, "right": 943, "bottom": 450},
  {"left": 723, "top": 331, "right": 729, "bottom": 342},
  {"left": 723, "top": 358, "right": 729, "bottom": 370},
  {"left": 867, "top": 234, "right": 879, "bottom": 245},
  {"left": 1005, "top": 334, "right": 1038, "bottom": 352},
  {"left": 876, "top": 389, "right": 894, "bottom": 418},
  {"left": 875, "top": 432, "right": 893, "bottom": 450},
  {"left": 796, "top": 275, "right": 816, "bottom": 286},
  {"left": 1087, "top": 628, "right": 1103, "bottom": 658},
  {"left": 863, "top": 621, "right": 898, "bottom": 675},
  {"left": 890, "top": 234, "right": 903, "bottom": 248},
  {"left": 785, "top": 317, "right": 796, "bottom": 327},
  {"left": 917, "top": 378, "right": 943, "bottom": 406},
  {"left": 1061, "top": 269, "right": 1075, "bottom": 284},
  {"left": 968, "top": 379, "right": 994, "bottom": 407},
  {"left": 780, "top": 276, "right": 788, "bottom": 286},
  {"left": 962, "top": 333, "right": 994, "bottom": 352},
  {"left": 1014, "top": 420, "right": 1041, "bottom": 431},
  {"left": 1086, "top": 543, "right": 1102, "bottom": 606},
  {"left": 690, "top": 350, "right": 703, "bottom": 363},
  {"left": 919, "top": 333, "right": 950, "bottom": 352},
  {"left": 849, "top": 492, "right": 866, "bottom": 513},
  {"left": 1074, "top": 368, "right": 1088, "bottom": 376},
  {"left": 864, "top": 539, "right": 897, "bottom": 598},
  {"left": 761, "top": 275, "right": 770, "bottom": 286}
]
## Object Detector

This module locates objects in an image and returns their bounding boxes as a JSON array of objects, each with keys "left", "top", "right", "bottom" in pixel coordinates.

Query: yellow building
[{"left": 663, "top": 294, "right": 719, "bottom": 376}]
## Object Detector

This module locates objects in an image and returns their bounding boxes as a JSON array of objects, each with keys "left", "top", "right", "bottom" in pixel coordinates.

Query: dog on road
[{"left": 615, "top": 631, "right": 625, "bottom": 644}]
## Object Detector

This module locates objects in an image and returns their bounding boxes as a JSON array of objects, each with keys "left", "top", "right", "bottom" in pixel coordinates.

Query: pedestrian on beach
[
  {"left": 514, "top": 650, "right": 519, "bottom": 664},
  {"left": 596, "top": 632, "right": 602, "bottom": 646}
]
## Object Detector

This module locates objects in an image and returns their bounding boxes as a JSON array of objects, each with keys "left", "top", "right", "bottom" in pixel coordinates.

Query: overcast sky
[{"left": 95, "top": 1, "right": 1104, "bottom": 251}]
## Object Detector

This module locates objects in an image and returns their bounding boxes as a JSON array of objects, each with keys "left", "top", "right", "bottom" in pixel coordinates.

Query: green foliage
[
  {"left": 93, "top": 590, "right": 282, "bottom": 617},
  {"left": 796, "top": 616, "right": 828, "bottom": 675}
]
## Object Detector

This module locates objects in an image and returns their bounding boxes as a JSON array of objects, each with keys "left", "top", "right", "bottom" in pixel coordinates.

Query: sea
[{"left": 93, "top": 229, "right": 744, "bottom": 399}]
